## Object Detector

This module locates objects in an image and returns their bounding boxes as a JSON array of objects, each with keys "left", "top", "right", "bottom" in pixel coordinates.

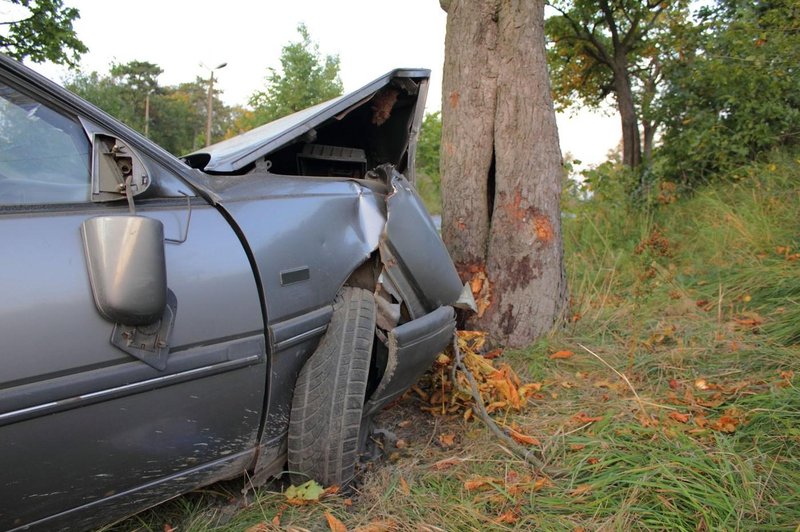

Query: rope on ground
[{"left": 450, "top": 330, "right": 561, "bottom": 477}]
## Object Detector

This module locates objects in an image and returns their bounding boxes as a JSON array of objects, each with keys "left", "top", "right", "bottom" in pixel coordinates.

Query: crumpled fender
[
  {"left": 376, "top": 164, "right": 465, "bottom": 317},
  {"left": 363, "top": 305, "right": 455, "bottom": 417}
]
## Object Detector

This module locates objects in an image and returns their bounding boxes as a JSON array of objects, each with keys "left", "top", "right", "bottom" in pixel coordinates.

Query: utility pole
[
  {"left": 205, "top": 62, "right": 227, "bottom": 146},
  {"left": 144, "top": 91, "right": 152, "bottom": 137}
]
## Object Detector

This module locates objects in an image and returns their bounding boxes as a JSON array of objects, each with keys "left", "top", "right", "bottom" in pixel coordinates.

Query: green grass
[{"left": 106, "top": 152, "right": 800, "bottom": 531}]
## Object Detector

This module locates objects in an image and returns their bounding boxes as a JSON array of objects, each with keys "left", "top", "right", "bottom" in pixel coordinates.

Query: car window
[{"left": 0, "top": 82, "right": 90, "bottom": 206}]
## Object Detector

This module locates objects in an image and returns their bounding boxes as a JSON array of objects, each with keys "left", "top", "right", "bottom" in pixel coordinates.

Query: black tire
[{"left": 288, "top": 287, "right": 376, "bottom": 486}]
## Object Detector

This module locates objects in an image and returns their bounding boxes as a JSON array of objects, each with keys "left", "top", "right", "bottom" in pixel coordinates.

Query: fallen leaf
[
  {"left": 495, "top": 510, "right": 518, "bottom": 524},
  {"left": 435, "top": 353, "right": 451, "bottom": 365},
  {"left": 245, "top": 523, "right": 268, "bottom": 532},
  {"left": 284, "top": 479, "right": 325, "bottom": 505},
  {"left": 569, "top": 443, "right": 586, "bottom": 451},
  {"left": 486, "top": 400, "right": 509, "bottom": 414},
  {"left": 694, "top": 378, "right": 709, "bottom": 390},
  {"left": 587, "top": 457, "right": 600, "bottom": 465},
  {"left": 399, "top": 476, "right": 411, "bottom": 496},
  {"left": 325, "top": 511, "right": 347, "bottom": 532},
  {"left": 669, "top": 412, "right": 691, "bottom": 423},
  {"left": 395, "top": 439, "right": 407, "bottom": 449},
  {"left": 732, "top": 312, "right": 765, "bottom": 330},
  {"left": 711, "top": 414, "right": 741, "bottom": 433},
  {"left": 343, "top": 498, "right": 353, "bottom": 507},
  {"left": 573, "top": 412, "right": 603, "bottom": 424},
  {"left": 397, "top": 420, "right": 412, "bottom": 428},
  {"left": 533, "top": 477, "right": 552, "bottom": 491},
  {"left": 438, "top": 433, "right": 456, "bottom": 448},
  {"left": 504, "top": 425, "right": 541, "bottom": 446},
  {"left": 410, "top": 385, "right": 429, "bottom": 401},
  {"left": 464, "top": 476, "right": 502, "bottom": 491},
  {"left": 433, "top": 456, "right": 463, "bottom": 470},
  {"left": 483, "top": 348, "right": 503, "bottom": 360},
  {"left": 323, "top": 485, "right": 341, "bottom": 496},
  {"left": 569, "top": 484, "right": 593, "bottom": 497},
  {"left": 354, "top": 520, "right": 398, "bottom": 532},
  {"left": 550, "top": 350, "right": 574, "bottom": 360}
]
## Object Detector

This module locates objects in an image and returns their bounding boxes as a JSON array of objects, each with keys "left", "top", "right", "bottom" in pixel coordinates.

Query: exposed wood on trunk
[{"left": 441, "top": 0, "right": 567, "bottom": 347}]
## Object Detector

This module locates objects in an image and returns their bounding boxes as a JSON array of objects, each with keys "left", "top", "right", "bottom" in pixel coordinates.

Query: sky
[{"left": 21, "top": 0, "right": 618, "bottom": 165}]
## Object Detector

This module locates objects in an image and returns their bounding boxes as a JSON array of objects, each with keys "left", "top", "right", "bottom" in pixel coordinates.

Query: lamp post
[
  {"left": 144, "top": 90, "right": 153, "bottom": 137},
  {"left": 205, "top": 62, "right": 227, "bottom": 146}
]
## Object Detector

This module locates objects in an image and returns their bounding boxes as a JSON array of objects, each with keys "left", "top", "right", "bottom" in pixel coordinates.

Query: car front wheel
[{"left": 288, "top": 287, "right": 376, "bottom": 487}]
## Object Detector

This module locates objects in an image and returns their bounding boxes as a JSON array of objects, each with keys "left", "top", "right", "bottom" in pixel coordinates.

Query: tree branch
[
  {"left": 550, "top": 3, "right": 613, "bottom": 66},
  {"left": 625, "top": 3, "right": 668, "bottom": 49},
  {"left": 0, "top": 15, "right": 33, "bottom": 26},
  {"left": 598, "top": 0, "right": 621, "bottom": 48}
]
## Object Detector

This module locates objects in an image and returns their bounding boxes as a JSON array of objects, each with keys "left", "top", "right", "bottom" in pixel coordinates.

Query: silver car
[{"left": 0, "top": 54, "right": 467, "bottom": 530}]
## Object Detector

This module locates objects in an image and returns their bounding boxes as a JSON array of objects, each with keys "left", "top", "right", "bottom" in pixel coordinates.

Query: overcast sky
[{"left": 23, "top": 0, "right": 618, "bottom": 165}]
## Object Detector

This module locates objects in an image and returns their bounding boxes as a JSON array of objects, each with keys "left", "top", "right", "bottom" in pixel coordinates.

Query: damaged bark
[{"left": 440, "top": 0, "right": 567, "bottom": 347}]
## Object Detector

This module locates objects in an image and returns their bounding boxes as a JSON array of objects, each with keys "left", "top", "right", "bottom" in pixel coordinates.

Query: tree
[
  {"left": 440, "top": 0, "right": 567, "bottom": 347},
  {"left": 546, "top": 0, "right": 691, "bottom": 168},
  {"left": 66, "top": 63, "right": 233, "bottom": 155},
  {"left": 656, "top": 0, "right": 800, "bottom": 182},
  {"left": 415, "top": 111, "right": 443, "bottom": 213},
  {"left": 245, "top": 23, "right": 343, "bottom": 129},
  {"left": 0, "top": 0, "right": 87, "bottom": 67}
]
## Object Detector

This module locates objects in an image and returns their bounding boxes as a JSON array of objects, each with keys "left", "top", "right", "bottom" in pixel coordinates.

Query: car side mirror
[{"left": 81, "top": 215, "right": 167, "bottom": 325}]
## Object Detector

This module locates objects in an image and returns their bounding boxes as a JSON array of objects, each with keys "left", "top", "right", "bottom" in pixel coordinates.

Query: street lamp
[
  {"left": 205, "top": 62, "right": 227, "bottom": 146},
  {"left": 144, "top": 89, "right": 153, "bottom": 138}
]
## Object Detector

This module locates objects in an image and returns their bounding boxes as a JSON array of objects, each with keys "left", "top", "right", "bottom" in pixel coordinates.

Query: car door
[{"left": 0, "top": 76, "right": 267, "bottom": 529}]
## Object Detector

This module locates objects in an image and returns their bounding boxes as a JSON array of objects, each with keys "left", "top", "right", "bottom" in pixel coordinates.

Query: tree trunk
[
  {"left": 642, "top": 119, "right": 655, "bottom": 164},
  {"left": 440, "top": 0, "right": 567, "bottom": 347},
  {"left": 613, "top": 63, "right": 641, "bottom": 168}
]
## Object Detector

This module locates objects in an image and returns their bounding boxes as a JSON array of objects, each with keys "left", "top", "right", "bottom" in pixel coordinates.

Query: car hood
[{"left": 184, "top": 68, "right": 430, "bottom": 174}]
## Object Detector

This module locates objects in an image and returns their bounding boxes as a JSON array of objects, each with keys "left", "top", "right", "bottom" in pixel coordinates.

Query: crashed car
[{"left": 0, "top": 54, "right": 471, "bottom": 530}]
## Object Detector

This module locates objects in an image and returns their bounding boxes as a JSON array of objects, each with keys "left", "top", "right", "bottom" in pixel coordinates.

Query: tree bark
[{"left": 440, "top": 0, "right": 567, "bottom": 347}]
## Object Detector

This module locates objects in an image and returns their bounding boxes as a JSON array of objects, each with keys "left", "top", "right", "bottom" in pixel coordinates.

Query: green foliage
[
  {"left": 656, "top": 0, "right": 800, "bottom": 183},
  {"left": 66, "top": 62, "right": 233, "bottom": 155},
  {"left": 0, "top": 0, "right": 87, "bottom": 67},
  {"left": 415, "top": 111, "right": 442, "bottom": 214},
  {"left": 545, "top": 0, "right": 693, "bottom": 167},
  {"left": 567, "top": 149, "right": 800, "bottom": 349},
  {"left": 244, "top": 24, "right": 342, "bottom": 130}
]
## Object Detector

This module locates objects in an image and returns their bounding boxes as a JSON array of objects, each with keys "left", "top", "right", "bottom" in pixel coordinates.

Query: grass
[{"left": 106, "top": 152, "right": 800, "bottom": 531}]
